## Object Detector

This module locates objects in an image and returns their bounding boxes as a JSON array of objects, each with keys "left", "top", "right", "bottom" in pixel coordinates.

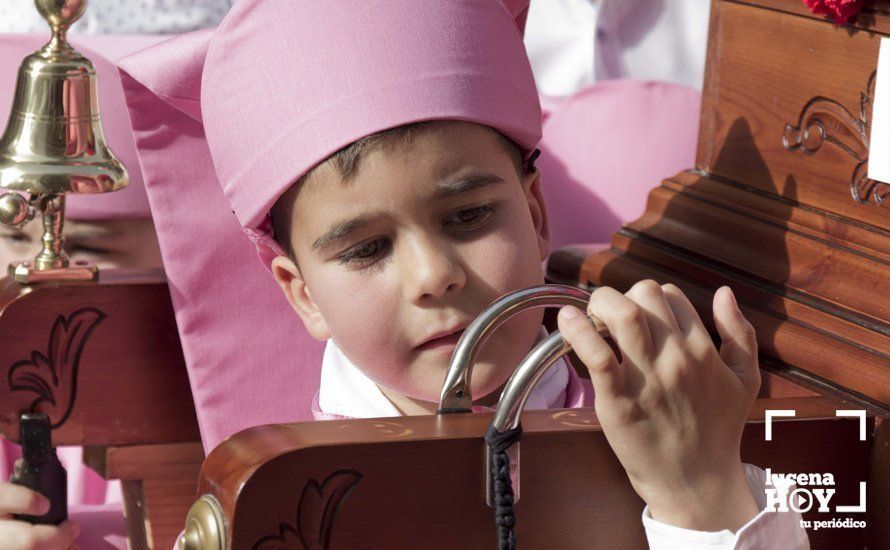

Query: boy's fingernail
[
  {"left": 727, "top": 287, "right": 740, "bottom": 310},
  {"left": 559, "top": 306, "right": 581, "bottom": 320},
  {"left": 37, "top": 496, "right": 50, "bottom": 514}
]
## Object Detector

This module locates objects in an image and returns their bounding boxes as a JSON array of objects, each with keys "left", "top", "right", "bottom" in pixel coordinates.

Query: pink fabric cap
[
  {"left": 150, "top": 0, "right": 542, "bottom": 266},
  {"left": 0, "top": 34, "right": 162, "bottom": 220}
]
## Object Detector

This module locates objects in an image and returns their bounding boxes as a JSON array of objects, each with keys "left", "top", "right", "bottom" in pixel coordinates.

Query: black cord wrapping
[{"left": 484, "top": 424, "right": 523, "bottom": 550}]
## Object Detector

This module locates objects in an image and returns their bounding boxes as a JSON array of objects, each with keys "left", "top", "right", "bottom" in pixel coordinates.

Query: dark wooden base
[{"left": 86, "top": 443, "right": 204, "bottom": 549}]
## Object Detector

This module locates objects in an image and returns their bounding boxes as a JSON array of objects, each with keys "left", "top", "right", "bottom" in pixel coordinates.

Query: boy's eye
[
  {"left": 1, "top": 232, "right": 31, "bottom": 247},
  {"left": 443, "top": 204, "right": 495, "bottom": 228},
  {"left": 338, "top": 238, "right": 390, "bottom": 265}
]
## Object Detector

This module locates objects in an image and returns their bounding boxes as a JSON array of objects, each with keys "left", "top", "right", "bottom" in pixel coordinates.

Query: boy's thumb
[
  {"left": 557, "top": 306, "right": 622, "bottom": 396},
  {"left": 713, "top": 287, "right": 760, "bottom": 394}
]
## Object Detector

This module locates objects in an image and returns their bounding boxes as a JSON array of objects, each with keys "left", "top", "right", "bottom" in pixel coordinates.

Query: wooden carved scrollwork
[
  {"left": 783, "top": 71, "right": 888, "bottom": 205},
  {"left": 253, "top": 469, "right": 364, "bottom": 550},
  {"left": 6, "top": 307, "right": 106, "bottom": 428}
]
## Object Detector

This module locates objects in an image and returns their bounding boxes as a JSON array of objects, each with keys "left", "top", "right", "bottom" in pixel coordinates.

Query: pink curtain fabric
[
  {"left": 67, "top": 503, "right": 129, "bottom": 549},
  {"left": 118, "top": 29, "right": 325, "bottom": 453},
  {"left": 539, "top": 80, "right": 701, "bottom": 251}
]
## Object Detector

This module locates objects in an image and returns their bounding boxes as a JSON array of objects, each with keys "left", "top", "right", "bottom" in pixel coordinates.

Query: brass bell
[{"left": 0, "top": 0, "right": 128, "bottom": 283}]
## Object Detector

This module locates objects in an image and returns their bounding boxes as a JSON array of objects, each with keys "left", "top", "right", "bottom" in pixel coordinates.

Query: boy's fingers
[
  {"left": 624, "top": 280, "right": 681, "bottom": 346},
  {"left": 661, "top": 284, "right": 712, "bottom": 356},
  {"left": 4, "top": 519, "right": 80, "bottom": 550},
  {"left": 587, "top": 286, "right": 654, "bottom": 363},
  {"left": 0, "top": 483, "right": 50, "bottom": 516},
  {"left": 558, "top": 306, "right": 623, "bottom": 396},
  {"left": 59, "top": 520, "right": 81, "bottom": 544},
  {"left": 713, "top": 287, "right": 760, "bottom": 394}
]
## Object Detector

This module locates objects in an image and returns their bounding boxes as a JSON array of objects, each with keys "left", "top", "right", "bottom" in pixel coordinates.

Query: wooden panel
[
  {"left": 759, "top": 372, "right": 819, "bottom": 398},
  {"left": 122, "top": 480, "right": 150, "bottom": 550},
  {"left": 548, "top": 0, "right": 890, "bottom": 413},
  {"left": 122, "top": 477, "right": 197, "bottom": 550},
  {"left": 628, "top": 178, "right": 888, "bottom": 325},
  {"left": 573, "top": 249, "right": 889, "bottom": 414},
  {"left": 0, "top": 269, "right": 199, "bottom": 446},
  {"left": 529, "top": 2, "right": 888, "bottom": 546},
  {"left": 87, "top": 444, "right": 203, "bottom": 549},
  {"left": 698, "top": 1, "right": 889, "bottom": 228},
  {"left": 84, "top": 442, "right": 204, "bottom": 481},
  {"left": 143, "top": 477, "right": 199, "bottom": 549},
  {"left": 201, "top": 398, "right": 869, "bottom": 550}
]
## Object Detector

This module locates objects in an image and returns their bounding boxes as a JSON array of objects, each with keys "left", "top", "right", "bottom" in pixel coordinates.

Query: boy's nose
[{"left": 401, "top": 237, "right": 466, "bottom": 303}]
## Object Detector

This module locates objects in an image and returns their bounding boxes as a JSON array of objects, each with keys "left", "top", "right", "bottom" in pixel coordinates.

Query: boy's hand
[
  {"left": 0, "top": 482, "right": 80, "bottom": 549},
  {"left": 558, "top": 281, "right": 761, "bottom": 532}
]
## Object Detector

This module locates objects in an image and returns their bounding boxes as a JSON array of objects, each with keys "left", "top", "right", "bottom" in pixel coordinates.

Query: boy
[
  {"left": 193, "top": 0, "right": 806, "bottom": 546},
  {"left": 1, "top": 0, "right": 808, "bottom": 547},
  {"left": 267, "top": 118, "right": 797, "bottom": 542}
]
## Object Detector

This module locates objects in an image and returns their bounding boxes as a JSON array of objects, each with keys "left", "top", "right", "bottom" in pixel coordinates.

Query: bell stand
[
  {"left": 0, "top": 0, "right": 127, "bottom": 283},
  {"left": 0, "top": 2, "right": 206, "bottom": 548}
]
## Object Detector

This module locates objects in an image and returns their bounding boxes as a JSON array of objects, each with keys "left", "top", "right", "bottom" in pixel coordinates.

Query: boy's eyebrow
[
  {"left": 312, "top": 173, "right": 505, "bottom": 251},
  {"left": 312, "top": 216, "right": 372, "bottom": 251},
  {"left": 434, "top": 173, "right": 505, "bottom": 198}
]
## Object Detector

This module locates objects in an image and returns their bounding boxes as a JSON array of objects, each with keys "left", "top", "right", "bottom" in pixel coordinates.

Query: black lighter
[{"left": 9, "top": 413, "right": 67, "bottom": 525}]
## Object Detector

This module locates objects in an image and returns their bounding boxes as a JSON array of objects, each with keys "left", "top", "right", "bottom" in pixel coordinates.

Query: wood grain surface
[
  {"left": 0, "top": 269, "right": 199, "bottom": 446},
  {"left": 203, "top": 398, "right": 868, "bottom": 550},
  {"left": 549, "top": 0, "right": 889, "bottom": 415}
]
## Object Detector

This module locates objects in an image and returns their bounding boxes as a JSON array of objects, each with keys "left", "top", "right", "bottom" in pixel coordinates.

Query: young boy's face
[
  {"left": 272, "top": 122, "right": 550, "bottom": 409},
  {"left": 0, "top": 218, "right": 163, "bottom": 270}
]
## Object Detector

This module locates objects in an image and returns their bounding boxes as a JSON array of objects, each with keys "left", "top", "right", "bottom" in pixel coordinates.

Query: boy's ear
[
  {"left": 522, "top": 167, "right": 551, "bottom": 262},
  {"left": 271, "top": 255, "right": 331, "bottom": 341}
]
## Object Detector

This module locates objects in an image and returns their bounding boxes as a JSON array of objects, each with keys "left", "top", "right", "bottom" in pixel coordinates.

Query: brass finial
[
  {"left": 35, "top": 0, "right": 88, "bottom": 52},
  {"left": 0, "top": 0, "right": 129, "bottom": 284},
  {"left": 179, "top": 495, "right": 227, "bottom": 550}
]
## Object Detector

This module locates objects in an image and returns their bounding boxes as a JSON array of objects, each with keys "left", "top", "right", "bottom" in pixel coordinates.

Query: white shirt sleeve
[{"left": 642, "top": 463, "right": 810, "bottom": 550}]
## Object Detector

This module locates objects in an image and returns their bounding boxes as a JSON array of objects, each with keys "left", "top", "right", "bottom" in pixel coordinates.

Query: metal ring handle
[
  {"left": 492, "top": 330, "right": 572, "bottom": 432},
  {"left": 437, "top": 284, "right": 592, "bottom": 413}
]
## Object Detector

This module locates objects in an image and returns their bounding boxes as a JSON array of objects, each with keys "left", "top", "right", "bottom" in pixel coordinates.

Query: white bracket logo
[
  {"left": 764, "top": 409, "right": 867, "bottom": 441},
  {"left": 763, "top": 408, "right": 869, "bottom": 520},
  {"left": 834, "top": 410, "right": 867, "bottom": 441},
  {"left": 764, "top": 409, "right": 796, "bottom": 441}
]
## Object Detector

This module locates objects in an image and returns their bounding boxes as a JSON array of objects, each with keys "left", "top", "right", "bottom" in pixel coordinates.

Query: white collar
[{"left": 318, "top": 329, "right": 570, "bottom": 418}]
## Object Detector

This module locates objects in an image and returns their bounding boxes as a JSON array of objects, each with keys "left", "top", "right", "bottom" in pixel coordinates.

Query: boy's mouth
[{"left": 414, "top": 326, "right": 467, "bottom": 353}]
